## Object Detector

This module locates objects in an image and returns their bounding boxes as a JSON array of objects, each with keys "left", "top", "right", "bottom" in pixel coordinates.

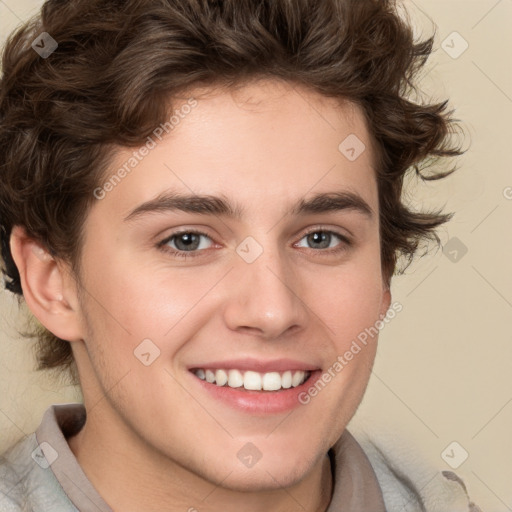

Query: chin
[
  {"left": 221, "top": 466, "right": 308, "bottom": 493},
  {"left": 199, "top": 448, "right": 318, "bottom": 493}
]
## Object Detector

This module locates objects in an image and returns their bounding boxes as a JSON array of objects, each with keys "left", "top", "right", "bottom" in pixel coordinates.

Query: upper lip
[{"left": 188, "top": 358, "right": 321, "bottom": 373}]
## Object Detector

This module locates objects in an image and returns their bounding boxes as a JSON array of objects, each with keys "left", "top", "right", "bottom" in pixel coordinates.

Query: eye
[
  {"left": 295, "top": 229, "right": 350, "bottom": 252},
  {"left": 157, "top": 227, "right": 352, "bottom": 260},
  {"left": 158, "top": 230, "right": 214, "bottom": 258}
]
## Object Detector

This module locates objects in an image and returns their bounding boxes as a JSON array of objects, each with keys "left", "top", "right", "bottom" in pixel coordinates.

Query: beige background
[{"left": 1, "top": 0, "right": 511, "bottom": 509}]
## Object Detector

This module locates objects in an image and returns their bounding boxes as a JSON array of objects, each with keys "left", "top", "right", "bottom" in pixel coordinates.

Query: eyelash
[{"left": 157, "top": 227, "right": 352, "bottom": 260}]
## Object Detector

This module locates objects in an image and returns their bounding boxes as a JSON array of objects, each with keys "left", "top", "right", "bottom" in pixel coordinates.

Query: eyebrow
[{"left": 123, "top": 190, "right": 373, "bottom": 223}]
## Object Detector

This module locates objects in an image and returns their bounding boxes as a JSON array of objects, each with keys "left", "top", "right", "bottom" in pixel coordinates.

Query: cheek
[
  {"left": 77, "top": 254, "right": 234, "bottom": 401},
  {"left": 307, "top": 257, "right": 386, "bottom": 344},
  {"left": 81, "top": 249, "right": 206, "bottom": 341}
]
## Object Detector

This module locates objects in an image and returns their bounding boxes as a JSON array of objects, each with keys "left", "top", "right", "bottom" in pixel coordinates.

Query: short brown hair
[{"left": 0, "top": 0, "right": 463, "bottom": 381}]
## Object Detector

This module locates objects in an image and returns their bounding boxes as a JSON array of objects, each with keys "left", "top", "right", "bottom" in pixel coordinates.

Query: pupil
[
  {"left": 308, "top": 231, "right": 329, "bottom": 249},
  {"left": 176, "top": 233, "right": 199, "bottom": 251}
]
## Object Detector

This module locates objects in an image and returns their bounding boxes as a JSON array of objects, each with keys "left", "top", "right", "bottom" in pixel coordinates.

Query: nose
[{"left": 222, "top": 242, "right": 308, "bottom": 340}]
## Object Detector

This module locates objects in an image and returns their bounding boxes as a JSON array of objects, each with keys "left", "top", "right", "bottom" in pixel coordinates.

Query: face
[{"left": 70, "top": 79, "right": 391, "bottom": 492}]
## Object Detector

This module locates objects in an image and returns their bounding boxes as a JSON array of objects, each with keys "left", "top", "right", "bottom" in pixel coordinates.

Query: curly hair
[{"left": 0, "top": 0, "right": 463, "bottom": 381}]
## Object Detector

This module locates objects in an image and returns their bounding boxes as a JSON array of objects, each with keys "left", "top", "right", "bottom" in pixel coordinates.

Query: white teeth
[
  {"left": 262, "top": 372, "right": 282, "bottom": 391},
  {"left": 281, "top": 370, "right": 292, "bottom": 389},
  {"left": 292, "top": 371, "right": 305, "bottom": 387},
  {"left": 243, "top": 371, "right": 262, "bottom": 390},
  {"left": 215, "top": 369, "right": 228, "bottom": 386},
  {"left": 228, "top": 369, "right": 244, "bottom": 388},
  {"left": 193, "top": 368, "right": 311, "bottom": 391}
]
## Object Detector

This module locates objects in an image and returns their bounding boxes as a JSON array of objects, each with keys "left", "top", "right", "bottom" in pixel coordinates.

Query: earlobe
[{"left": 9, "top": 226, "right": 83, "bottom": 342}]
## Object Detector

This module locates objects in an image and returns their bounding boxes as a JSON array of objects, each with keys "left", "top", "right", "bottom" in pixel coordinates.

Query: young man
[{"left": 0, "top": 0, "right": 479, "bottom": 510}]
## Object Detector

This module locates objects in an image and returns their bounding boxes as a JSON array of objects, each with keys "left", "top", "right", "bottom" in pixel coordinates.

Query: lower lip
[{"left": 189, "top": 370, "right": 323, "bottom": 414}]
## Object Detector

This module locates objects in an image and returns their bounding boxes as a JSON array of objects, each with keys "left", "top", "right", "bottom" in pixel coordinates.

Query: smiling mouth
[{"left": 191, "top": 368, "right": 312, "bottom": 392}]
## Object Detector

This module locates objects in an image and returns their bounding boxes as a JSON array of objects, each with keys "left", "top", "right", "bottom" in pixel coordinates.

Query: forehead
[{"left": 92, "top": 79, "right": 378, "bottom": 221}]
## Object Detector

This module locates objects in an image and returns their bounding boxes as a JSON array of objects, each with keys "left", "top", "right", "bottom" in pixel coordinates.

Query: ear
[
  {"left": 379, "top": 282, "right": 392, "bottom": 320},
  {"left": 9, "top": 226, "right": 83, "bottom": 342}
]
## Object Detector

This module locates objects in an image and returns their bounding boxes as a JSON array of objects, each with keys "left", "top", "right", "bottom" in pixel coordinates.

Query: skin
[{"left": 11, "top": 78, "right": 391, "bottom": 512}]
